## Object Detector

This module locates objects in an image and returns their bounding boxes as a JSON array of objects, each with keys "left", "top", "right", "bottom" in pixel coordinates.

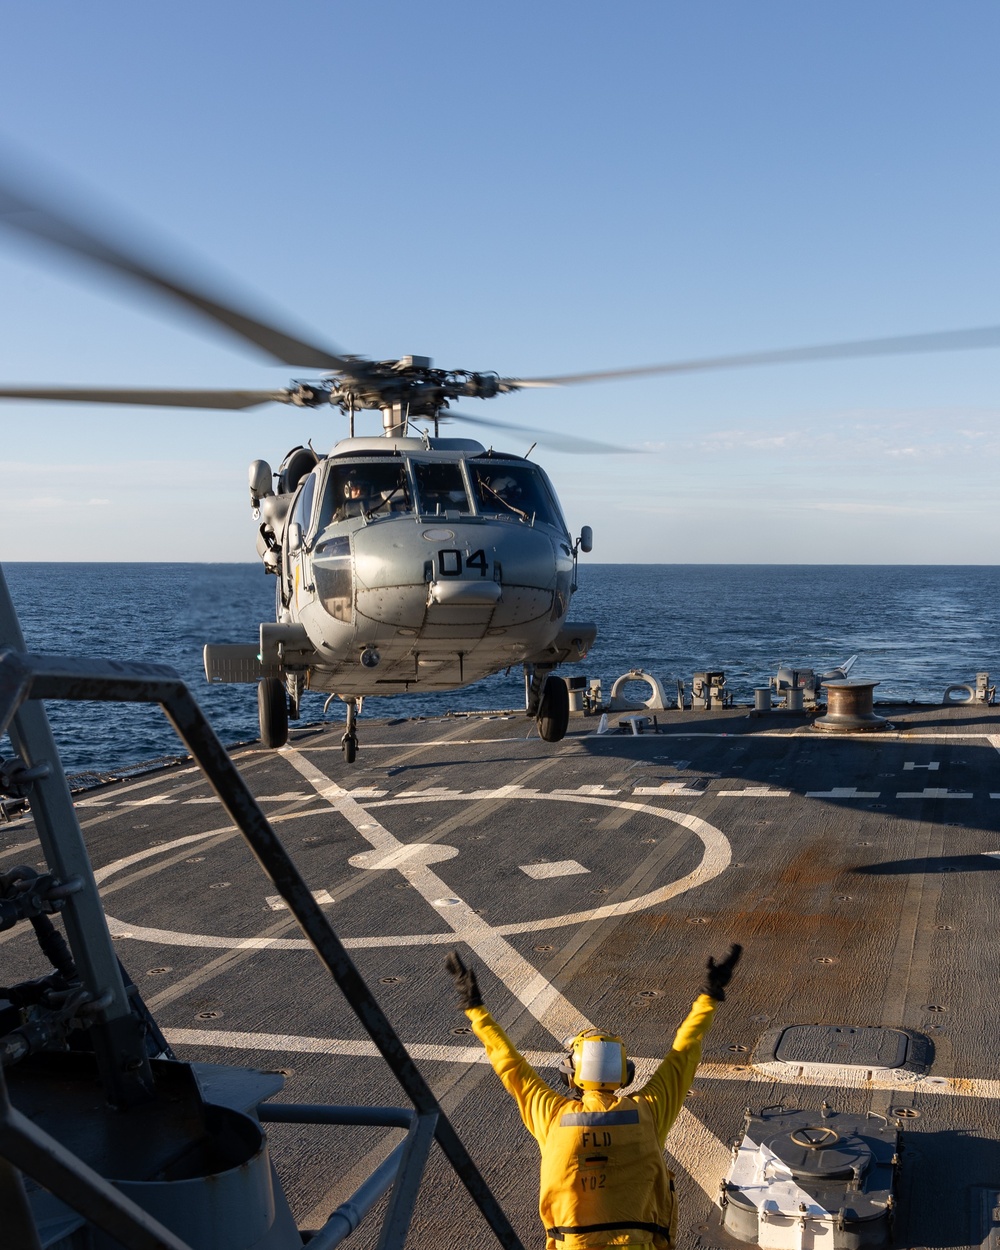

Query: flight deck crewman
[{"left": 445, "top": 944, "right": 742, "bottom": 1249}]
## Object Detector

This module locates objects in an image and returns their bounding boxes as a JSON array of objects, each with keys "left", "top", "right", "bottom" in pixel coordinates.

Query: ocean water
[{"left": 3, "top": 562, "right": 998, "bottom": 777}]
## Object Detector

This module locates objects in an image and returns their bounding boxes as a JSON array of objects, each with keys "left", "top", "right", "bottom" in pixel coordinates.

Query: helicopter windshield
[
  {"left": 471, "top": 461, "right": 566, "bottom": 532},
  {"left": 317, "top": 460, "right": 411, "bottom": 527},
  {"left": 411, "top": 460, "right": 472, "bottom": 516}
]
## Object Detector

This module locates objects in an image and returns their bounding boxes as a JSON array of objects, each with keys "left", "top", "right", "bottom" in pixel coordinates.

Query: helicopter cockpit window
[
  {"left": 471, "top": 462, "right": 566, "bottom": 532},
  {"left": 317, "top": 460, "right": 411, "bottom": 528},
  {"left": 411, "top": 461, "right": 472, "bottom": 516},
  {"left": 288, "top": 470, "right": 318, "bottom": 541}
]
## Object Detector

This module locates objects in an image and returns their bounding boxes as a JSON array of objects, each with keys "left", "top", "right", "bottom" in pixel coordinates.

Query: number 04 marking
[{"left": 438, "top": 548, "right": 489, "bottom": 577}]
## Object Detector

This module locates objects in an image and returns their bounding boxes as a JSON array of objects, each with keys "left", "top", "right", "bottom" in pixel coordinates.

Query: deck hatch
[{"left": 774, "top": 1024, "right": 908, "bottom": 1069}]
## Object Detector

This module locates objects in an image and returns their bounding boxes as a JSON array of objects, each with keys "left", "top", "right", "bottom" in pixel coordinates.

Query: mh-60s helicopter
[
  {"left": 4, "top": 172, "right": 1000, "bottom": 760},
  {"left": 220, "top": 362, "right": 606, "bottom": 761},
  {"left": 233, "top": 406, "right": 596, "bottom": 762}
]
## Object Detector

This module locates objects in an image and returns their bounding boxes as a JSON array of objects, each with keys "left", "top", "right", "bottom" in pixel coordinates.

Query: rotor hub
[{"left": 288, "top": 358, "right": 507, "bottom": 423}]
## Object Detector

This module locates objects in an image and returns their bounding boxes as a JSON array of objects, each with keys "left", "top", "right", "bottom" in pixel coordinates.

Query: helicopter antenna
[{"left": 525, "top": 441, "right": 537, "bottom": 459}]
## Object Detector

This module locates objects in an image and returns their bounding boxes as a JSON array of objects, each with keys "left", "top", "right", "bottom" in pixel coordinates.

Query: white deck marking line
[
  {"left": 0, "top": 840, "right": 37, "bottom": 858},
  {"left": 266, "top": 889, "right": 334, "bottom": 911},
  {"left": 717, "top": 787, "right": 792, "bottom": 797},
  {"left": 551, "top": 785, "right": 620, "bottom": 795},
  {"left": 395, "top": 786, "right": 462, "bottom": 797},
  {"left": 164, "top": 1030, "right": 1000, "bottom": 1102},
  {"left": 95, "top": 797, "right": 730, "bottom": 948},
  {"left": 299, "top": 738, "right": 536, "bottom": 749},
  {"left": 805, "top": 787, "right": 881, "bottom": 799},
  {"left": 903, "top": 762, "right": 940, "bottom": 771},
  {"left": 254, "top": 793, "right": 316, "bottom": 801},
  {"left": 896, "top": 788, "right": 973, "bottom": 799},
  {"left": 90, "top": 790, "right": 386, "bottom": 809},
  {"left": 633, "top": 783, "right": 704, "bottom": 796},
  {"left": 519, "top": 860, "right": 590, "bottom": 880}
]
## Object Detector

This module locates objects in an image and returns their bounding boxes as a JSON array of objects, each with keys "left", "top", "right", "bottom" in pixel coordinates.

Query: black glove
[
  {"left": 703, "top": 943, "right": 742, "bottom": 1001},
  {"left": 445, "top": 950, "right": 483, "bottom": 1011}
]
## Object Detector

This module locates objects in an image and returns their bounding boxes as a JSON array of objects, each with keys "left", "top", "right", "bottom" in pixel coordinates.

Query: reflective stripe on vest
[
  {"left": 546, "top": 1220, "right": 672, "bottom": 1242},
  {"left": 559, "top": 1110, "right": 641, "bottom": 1128}
]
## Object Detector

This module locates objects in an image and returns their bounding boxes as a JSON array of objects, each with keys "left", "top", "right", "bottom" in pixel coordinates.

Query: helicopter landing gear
[
  {"left": 342, "top": 697, "right": 360, "bottom": 764},
  {"left": 526, "top": 665, "right": 570, "bottom": 743},
  {"left": 287, "top": 673, "right": 303, "bottom": 721},
  {"left": 537, "top": 674, "right": 569, "bottom": 742},
  {"left": 258, "top": 677, "right": 288, "bottom": 749}
]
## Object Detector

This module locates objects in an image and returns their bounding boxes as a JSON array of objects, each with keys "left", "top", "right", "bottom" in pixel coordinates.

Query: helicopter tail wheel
[
  {"left": 258, "top": 677, "right": 289, "bottom": 749},
  {"left": 537, "top": 675, "right": 569, "bottom": 743}
]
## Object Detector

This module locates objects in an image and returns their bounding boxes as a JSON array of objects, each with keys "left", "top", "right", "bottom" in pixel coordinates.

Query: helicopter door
[{"left": 285, "top": 471, "right": 318, "bottom": 609}]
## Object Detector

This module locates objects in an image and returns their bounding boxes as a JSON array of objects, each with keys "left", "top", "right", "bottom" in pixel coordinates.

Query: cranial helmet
[{"left": 558, "top": 1028, "right": 635, "bottom": 1092}]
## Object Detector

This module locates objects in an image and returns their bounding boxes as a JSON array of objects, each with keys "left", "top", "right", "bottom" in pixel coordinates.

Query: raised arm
[
  {"left": 445, "top": 951, "right": 564, "bottom": 1140},
  {"left": 638, "top": 944, "right": 743, "bottom": 1141}
]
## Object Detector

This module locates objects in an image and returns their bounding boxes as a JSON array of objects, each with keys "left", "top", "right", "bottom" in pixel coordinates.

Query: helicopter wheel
[
  {"left": 258, "top": 677, "right": 289, "bottom": 749},
  {"left": 537, "top": 675, "right": 569, "bottom": 743},
  {"left": 342, "top": 733, "right": 358, "bottom": 764}
]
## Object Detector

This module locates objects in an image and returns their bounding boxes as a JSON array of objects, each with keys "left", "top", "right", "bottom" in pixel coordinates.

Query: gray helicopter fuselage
[{"left": 254, "top": 436, "right": 582, "bottom": 698}]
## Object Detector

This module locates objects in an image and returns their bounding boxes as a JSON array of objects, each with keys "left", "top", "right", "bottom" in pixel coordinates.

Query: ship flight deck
[{"left": 2, "top": 702, "right": 999, "bottom": 1248}]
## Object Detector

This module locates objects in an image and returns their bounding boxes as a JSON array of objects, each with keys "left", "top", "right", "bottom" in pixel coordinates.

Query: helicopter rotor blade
[
  {"left": 446, "top": 409, "right": 635, "bottom": 455},
  {"left": 0, "top": 386, "right": 293, "bottom": 410},
  {"left": 0, "top": 178, "right": 351, "bottom": 370},
  {"left": 507, "top": 325, "right": 1000, "bottom": 388}
]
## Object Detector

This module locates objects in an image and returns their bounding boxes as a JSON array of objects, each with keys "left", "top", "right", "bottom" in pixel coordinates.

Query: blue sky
[{"left": 1, "top": 2, "right": 999, "bottom": 563}]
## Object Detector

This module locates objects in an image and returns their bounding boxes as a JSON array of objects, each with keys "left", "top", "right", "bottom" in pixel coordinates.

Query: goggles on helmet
[{"left": 558, "top": 1028, "right": 635, "bottom": 1092}]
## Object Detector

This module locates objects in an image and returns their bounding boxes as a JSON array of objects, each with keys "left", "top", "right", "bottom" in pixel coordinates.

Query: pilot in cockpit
[
  {"left": 480, "top": 473, "right": 529, "bottom": 520},
  {"left": 334, "top": 478, "right": 369, "bottom": 522}
]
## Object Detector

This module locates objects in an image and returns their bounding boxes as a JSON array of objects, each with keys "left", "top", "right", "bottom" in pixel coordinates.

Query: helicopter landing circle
[{"left": 97, "top": 790, "right": 731, "bottom": 951}]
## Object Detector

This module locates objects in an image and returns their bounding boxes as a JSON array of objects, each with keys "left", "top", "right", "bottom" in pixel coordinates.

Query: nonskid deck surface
[{"left": 3, "top": 703, "right": 1000, "bottom": 1248}]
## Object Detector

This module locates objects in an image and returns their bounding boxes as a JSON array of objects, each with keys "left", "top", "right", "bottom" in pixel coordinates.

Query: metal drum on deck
[{"left": 813, "top": 679, "right": 888, "bottom": 732}]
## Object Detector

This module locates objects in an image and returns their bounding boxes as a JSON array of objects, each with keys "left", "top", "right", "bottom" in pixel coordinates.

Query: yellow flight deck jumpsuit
[{"left": 466, "top": 994, "right": 716, "bottom": 1249}]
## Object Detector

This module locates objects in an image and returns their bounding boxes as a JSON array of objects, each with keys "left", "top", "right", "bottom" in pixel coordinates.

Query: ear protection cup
[{"left": 558, "top": 1053, "right": 577, "bottom": 1089}]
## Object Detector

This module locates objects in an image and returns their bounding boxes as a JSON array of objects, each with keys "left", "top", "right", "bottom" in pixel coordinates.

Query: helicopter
[
  {"left": 3, "top": 173, "right": 1000, "bottom": 761},
  {"left": 231, "top": 419, "right": 596, "bottom": 762}
]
